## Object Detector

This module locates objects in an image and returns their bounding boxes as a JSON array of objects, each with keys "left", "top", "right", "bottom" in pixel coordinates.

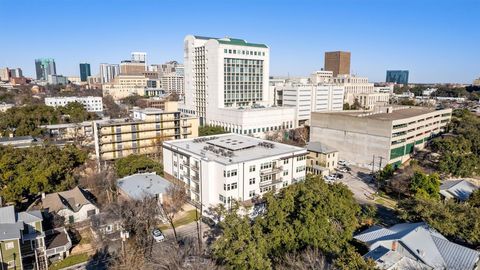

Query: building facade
[
  {"left": 324, "top": 51, "right": 351, "bottom": 76},
  {"left": 356, "top": 92, "right": 390, "bottom": 110},
  {"left": 47, "top": 74, "right": 68, "bottom": 85},
  {"left": 79, "top": 63, "right": 91, "bottom": 82},
  {"left": 9, "top": 68, "right": 23, "bottom": 78},
  {"left": 184, "top": 35, "right": 297, "bottom": 135},
  {"left": 35, "top": 58, "right": 56, "bottom": 80},
  {"left": 99, "top": 63, "right": 120, "bottom": 83},
  {"left": 0, "top": 68, "right": 10, "bottom": 81},
  {"left": 162, "top": 134, "right": 307, "bottom": 208},
  {"left": 161, "top": 73, "right": 184, "bottom": 95},
  {"left": 120, "top": 61, "right": 146, "bottom": 75},
  {"left": 310, "top": 106, "right": 452, "bottom": 169},
  {"left": 102, "top": 74, "right": 149, "bottom": 100},
  {"left": 280, "top": 82, "right": 344, "bottom": 125},
  {"left": 386, "top": 70, "right": 409, "bottom": 84},
  {"left": 94, "top": 102, "right": 199, "bottom": 161},
  {"left": 306, "top": 142, "right": 338, "bottom": 176},
  {"left": 45, "top": 96, "right": 103, "bottom": 112}
]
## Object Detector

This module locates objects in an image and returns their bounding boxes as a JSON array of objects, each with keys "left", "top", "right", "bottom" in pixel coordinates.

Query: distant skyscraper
[
  {"left": 131, "top": 52, "right": 147, "bottom": 63},
  {"left": 35, "top": 58, "right": 56, "bottom": 80},
  {"left": 386, "top": 70, "right": 409, "bottom": 84},
  {"left": 99, "top": 63, "right": 120, "bottom": 83},
  {"left": 79, "top": 63, "right": 91, "bottom": 82},
  {"left": 324, "top": 51, "right": 351, "bottom": 77},
  {"left": 9, "top": 68, "right": 23, "bottom": 78}
]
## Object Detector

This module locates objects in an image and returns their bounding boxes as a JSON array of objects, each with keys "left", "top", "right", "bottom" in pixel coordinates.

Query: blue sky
[{"left": 0, "top": 0, "right": 479, "bottom": 83}]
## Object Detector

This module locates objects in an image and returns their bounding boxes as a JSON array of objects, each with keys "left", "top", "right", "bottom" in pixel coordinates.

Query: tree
[
  {"left": 114, "top": 154, "right": 163, "bottom": 178},
  {"left": 332, "top": 247, "right": 376, "bottom": 270},
  {"left": 277, "top": 247, "right": 330, "bottom": 270},
  {"left": 160, "top": 184, "right": 188, "bottom": 242},
  {"left": 0, "top": 144, "right": 87, "bottom": 203},
  {"left": 198, "top": 125, "right": 226, "bottom": 136},
  {"left": 212, "top": 202, "right": 272, "bottom": 270},
  {"left": 103, "top": 95, "right": 128, "bottom": 118},
  {"left": 468, "top": 189, "right": 480, "bottom": 207},
  {"left": 409, "top": 171, "right": 441, "bottom": 199},
  {"left": 375, "top": 164, "right": 394, "bottom": 189},
  {"left": 343, "top": 103, "right": 351, "bottom": 110}
]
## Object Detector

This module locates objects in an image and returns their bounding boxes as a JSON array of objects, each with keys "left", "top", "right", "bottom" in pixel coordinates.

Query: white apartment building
[
  {"left": 183, "top": 35, "right": 294, "bottom": 134},
  {"left": 280, "top": 82, "right": 344, "bottom": 125},
  {"left": 163, "top": 134, "right": 307, "bottom": 208},
  {"left": 45, "top": 96, "right": 103, "bottom": 112}
]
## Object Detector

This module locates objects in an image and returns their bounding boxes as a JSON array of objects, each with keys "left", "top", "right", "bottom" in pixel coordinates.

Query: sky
[{"left": 0, "top": 0, "right": 479, "bottom": 83}]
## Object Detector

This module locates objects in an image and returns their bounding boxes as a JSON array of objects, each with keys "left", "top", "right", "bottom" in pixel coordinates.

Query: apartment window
[
  {"left": 260, "top": 186, "right": 273, "bottom": 193},
  {"left": 223, "top": 169, "right": 238, "bottom": 177},
  {"left": 260, "top": 162, "right": 273, "bottom": 170},
  {"left": 260, "top": 175, "right": 273, "bottom": 182},
  {"left": 297, "top": 155, "right": 306, "bottom": 161},
  {"left": 219, "top": 195, "right": 225, "bottom": 203},
  {"left": 283, "top": 181, "right": 288, "bottom": 187},
  {"left": 284, "top": 159, "right": 289, "bottom": 164},
  {"left": 249, "top": 190, "right": 256, "bottom": 197},
  {"left": 249, "top": 165, "right": 256, "bottom": 172},
  {"left": 283, "top": 170, "right": 288, "bottom": 176},
  {"left": 249, "top": 178, "right": 256, "bottom": 185},
  {"left": 296, "top": 166, "right": 306, "bottom": 172},
  {"left": 5, "top": 241, "right": 14, "bottom": 250}
]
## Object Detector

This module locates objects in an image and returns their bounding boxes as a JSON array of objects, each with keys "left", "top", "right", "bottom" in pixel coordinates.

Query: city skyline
[{"left": 0, "top": 0, "right": 479, "bottom": 83}]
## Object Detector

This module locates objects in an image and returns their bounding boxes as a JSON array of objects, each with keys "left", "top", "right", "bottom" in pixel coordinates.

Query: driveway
[{"left": 335, "top": 165, "right": 376, "bottom": 204}]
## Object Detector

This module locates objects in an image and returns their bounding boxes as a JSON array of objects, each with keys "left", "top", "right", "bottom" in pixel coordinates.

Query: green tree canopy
[
  {"left": 409, "top": 171, "right": 441, "bottom": 199},
  {"left": 0, "top": 144, "right": 87, "bottom": 203},
  {"left": 198, "top": 125, "right": 226, "bottom": 136},
  {"left": 114, "top": 154, "right": 163, "bottom": 178}
]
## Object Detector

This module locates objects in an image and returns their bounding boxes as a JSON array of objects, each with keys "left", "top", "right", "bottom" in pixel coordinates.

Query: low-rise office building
[
  {"left": 94, "top": 102, "right": 199, "bottom": 161},
  {"left": 306, "top": 142, "right": 338, "bottom": 176},
  {"left": 310, "top": 106, "right": 452, "bottom": 169},
  {"left": 45, "top": 96, "right": 103, "bottom": 112},
  {"left": 356, "top": 92, "right": 390, "bottom": 110},
  {"left": 162, "top": 134, "right": 308, "bottom": 209}
]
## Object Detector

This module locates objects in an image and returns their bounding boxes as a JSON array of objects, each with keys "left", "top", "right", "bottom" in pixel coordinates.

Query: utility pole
[
  {"left": 371, "top": 155, "right": 375, "bottom": 174},
  {"left": 379, "top": 156, "right": 384, "bottom": 169}
]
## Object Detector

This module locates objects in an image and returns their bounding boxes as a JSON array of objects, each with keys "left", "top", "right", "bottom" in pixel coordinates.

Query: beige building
[
  {"left": 120, "top": 61, "right": 146, "bottom": 75},
  {"left": 161, "top": 73, "right": 184, "bottom": 95},
  {"left": 306, "top": 142, "right": 338, "bottom": 176},
  {"left": 94, "top": 101, "right": 199, "bottom": 161},
  {"left": 474, "top": 77, "right": 480, "bottom": 86},
  {"left": 324, "top": 51, "right": 351, "bottom": 76},
  {"left": 310, "top": 106, "right": 452, "bottom": 169},
  {"left": 356, "top": 92, "right": 390, "bottom": 110},
  {"left": 102, "top": 74, "right": 148, "bottom": 100}
]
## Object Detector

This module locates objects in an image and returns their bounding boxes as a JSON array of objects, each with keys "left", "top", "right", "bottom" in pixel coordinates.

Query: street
[{"left": 335, "top": 165, "right": 376, "bottom": 204}]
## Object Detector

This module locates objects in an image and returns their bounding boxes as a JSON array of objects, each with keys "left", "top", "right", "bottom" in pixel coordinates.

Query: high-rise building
[
  {"left": 99, "top": 63, "right": 120, "bottom": 83},
  {"left": 79, "top": 63, "right": 91, "bottom": 82},
  {"left": 9, "top": 68, "right": 23, "bottom": 78},
  {"left": 386, "top": 70, "right": 409, "bottom": 84},
  {"left": 183, "top": 35, "right": 296, "bottom": 134},
  {"left": 0, "top": 68, "right": 9, "bottom": 81},
  {"left": 324, "top": 51, "right": 351, "bottom": 76},
  {"left": 131, "top": 52, "right": 147, "bottom": 63},
  {"left": 35, "top": 58, "right": 56, "bottom": 80}
]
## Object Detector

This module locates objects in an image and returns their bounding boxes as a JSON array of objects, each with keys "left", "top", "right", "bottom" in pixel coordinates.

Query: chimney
[{"left": 391, "top": 241, "right": 398, "bottom": 251}]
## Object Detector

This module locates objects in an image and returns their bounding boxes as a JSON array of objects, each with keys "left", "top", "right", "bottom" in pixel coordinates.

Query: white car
[
  {"left": 324, "top": 175, "right": 336, "bottom": 181},
  {"left": 338, "top": 160, "right": 348, "bottom": 166},
  {"left": 336, "top": 167, "right": 348, "bottom": 173},
  {"left": 152, "top": 228, "right": 165, "bottom": 242}
]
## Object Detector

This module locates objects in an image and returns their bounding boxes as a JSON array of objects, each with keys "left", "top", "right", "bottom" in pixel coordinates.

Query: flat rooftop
[
  {"left": 164, "top": 133, "right": 306, "bottom": 165},
  {"left": 117, "top": 173, "right": 171, "bottom": 200},
  {"left": 313, "top": 106, "right": 450, "bottom": 121}
]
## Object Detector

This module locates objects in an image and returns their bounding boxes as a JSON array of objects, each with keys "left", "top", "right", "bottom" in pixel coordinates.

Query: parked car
[
  {"left": 201, "top": 216, "right": 216, "bottom": 228},
  {"left": 152, "top": 228, "right": 165, "bottom": 242},
  {"left": 335, "top": 173, "right": 344, "bottom": 179},
  {"left": 324, "top": 175, "right": 336, "bottom": 181},
  {"left": 338, "top": 160, "right": 348, "bottom": 166},
  {"left": 336, "top": 167, "right": 348, "bottom": 173}
]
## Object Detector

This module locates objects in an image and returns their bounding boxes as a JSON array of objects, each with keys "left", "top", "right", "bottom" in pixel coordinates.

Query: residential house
[
  {"left": 0, "top": 206, "right": 72, "bottom": 270},
  {"left": 305, "top": 142, "right": 338, "bottom": 176},
  {"left": 41, "top": 186, "right": 99, "bottom": 224},
  {"left": 354, "top": 222, "right": 480, "bottom": 270},
  {"left": 440, "top": 180, "right": 478, "bottom": 202}
]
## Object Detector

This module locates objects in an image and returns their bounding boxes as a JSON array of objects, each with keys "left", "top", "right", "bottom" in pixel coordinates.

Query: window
[
  {"left": 249, "top": 190, "right": 256, "bottom": 197},
  {"left": 283, "top": 181, "right": 288, "bottom": 187},
  {"left": 296, "top": 166, "right": 306, "bottom": 172},
  {"left": 249, "top": 165, "right": 256, "bottom": 172},
  {"left": 223, "top": 169, "right": 238, "bottom": 177},
  {"left": 106, "top": 225, "right": 113, "bottom": 233},
  {"left": 224, "top": 183, "right": 238, "bottom": 191},
  {"left": 297, "top": 155, "right": 306, "bottom": 161},
  {"left": 249, "top": 178, "right": 256, "bottom": 185},
  {"left": 5, "top": 241, "right": 14, "bottom": 250},
  {"left": 260, "top": 175, "right": 272, "bottom": 182},
  {"left": 260, "top": 162, "right": 273, "bottom": 170},
  {"left": 283, "top": 159, "right": 289, "bottom": 164},
  {"left": 260, "top": 186, "right": 273, "bottom": 193},
  {"left": 283, "top": 170, "right": 288, "bottom": 176}
]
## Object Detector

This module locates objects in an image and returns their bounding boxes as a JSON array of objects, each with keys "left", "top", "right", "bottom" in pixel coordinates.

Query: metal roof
[
  {"left": 440, "top": 180, "right": 478, "bottom": 201},
  {"left": 117, "top": 172, "right": 171, "bottom": 201},
  {"left": 306, "top": 141, "right": 337, "bottom": 154},
  {"left": 355, "top": 222, "right": 480, "bottom": 269}
]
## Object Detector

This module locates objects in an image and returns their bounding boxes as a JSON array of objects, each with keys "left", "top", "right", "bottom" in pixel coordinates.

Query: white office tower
[
  {"left": 279, "top": 82, "right": 344, "bottom": 125},
  {"left": 131, "top": 52, "right": 147, "bottom": 63},
  {"left": 99, "top": 63, "right": 120, "bottom": 83},
  {"left": 183, "top": 35, "right": 296, "bottom": 136}
]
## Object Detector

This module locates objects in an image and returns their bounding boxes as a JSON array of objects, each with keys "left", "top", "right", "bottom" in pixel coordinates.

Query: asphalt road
[{"left": 335, "top": 165, "right": 376, "bottom": 204}]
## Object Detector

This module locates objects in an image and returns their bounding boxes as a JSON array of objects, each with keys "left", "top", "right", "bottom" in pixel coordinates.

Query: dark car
[
  {"left": 336, "top": 173, "right": 344, "bottom": 179},
  {"left": 201, "top": 216, "right": 216, "bottom": 228}
]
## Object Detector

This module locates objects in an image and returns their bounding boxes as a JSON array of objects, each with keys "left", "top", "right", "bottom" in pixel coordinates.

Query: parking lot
[{"left": 333, "top": 165, "right": 377, "bottom": 204}]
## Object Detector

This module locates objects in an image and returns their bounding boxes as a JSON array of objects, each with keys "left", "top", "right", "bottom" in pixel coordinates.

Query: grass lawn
[
  {"left": 49, "top": 253, "right": 89, "bottom": 270},
  {"left": 159, "top": 209, "right": 199, "bottom": 230}
]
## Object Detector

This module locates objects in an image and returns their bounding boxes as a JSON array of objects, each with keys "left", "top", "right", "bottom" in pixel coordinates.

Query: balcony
[
  {"left": 259, "top": 177, "right": 283, "bottom": 187},
  {"left": 190, "top": 163, "right": 199, "bottom": 171},
  {"left": 260, "top": 165, "right": 283, "bottom": 176}
]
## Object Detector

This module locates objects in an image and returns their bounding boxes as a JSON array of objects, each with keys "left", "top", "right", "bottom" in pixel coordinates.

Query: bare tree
[
  {"left": 146, "top": 236, "right": 222, "bottom": 270},
  {"left": 78, "top": 162, "right": 117, "bottom": 206},
  {"left": 160, "top": 184, "right": 188, "bottom": 242},
  {"left": 109, "top": 240, "right": 146, "bottom": 270},
  {"left": 277, "top": 247, "right": 331, "bottom": 270}
]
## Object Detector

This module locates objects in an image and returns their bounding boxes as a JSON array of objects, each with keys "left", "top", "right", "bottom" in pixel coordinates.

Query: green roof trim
[{"left": 217, "top": 38, "right": 268, "bottom": 48}]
